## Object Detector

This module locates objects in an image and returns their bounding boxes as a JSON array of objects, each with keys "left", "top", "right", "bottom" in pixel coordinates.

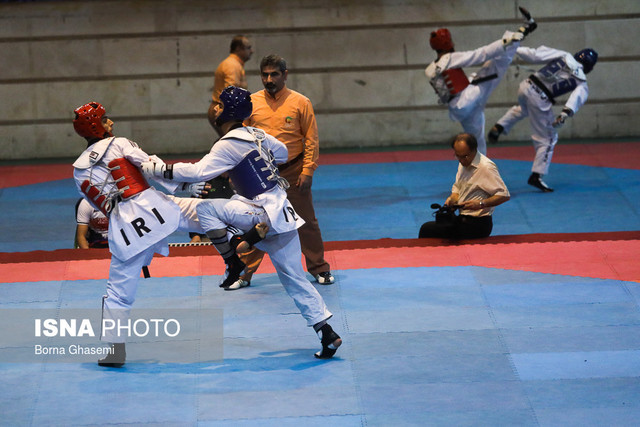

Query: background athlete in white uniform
[
  {"left": 425, "top": 7, "right": 537, "bottom": 155},
  {"left": 488, "top": 47, "right": 598, "bottom": 192},
  {"left": 75, "top": 197, "right": 109, "bottom": 248},
  {"left": 142, "top": 86, "right": 342, "bottom": 359},
  {"left": 72, "top": 102, "right": 207, "bottom": 367}
]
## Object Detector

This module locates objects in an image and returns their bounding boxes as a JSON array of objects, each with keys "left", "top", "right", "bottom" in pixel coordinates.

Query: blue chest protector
[
  {"left": 228, "top": 149, "right": 278, "bottom": 199},
  {"left": 226, "top": 127, "right": 288, "bottom": 199},
  {"left": 534, "top": 57, "right": 579, "bottom": 98}
]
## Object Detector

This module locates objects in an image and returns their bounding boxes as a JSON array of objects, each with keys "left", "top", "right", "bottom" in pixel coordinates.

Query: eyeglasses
[{"left": 454, "top": 152, "right": 474, "bottom": 160}]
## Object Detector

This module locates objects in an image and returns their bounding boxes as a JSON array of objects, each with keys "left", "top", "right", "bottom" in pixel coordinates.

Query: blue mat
[
  {"left": 3, "top": 267, "right": 640, "bottom": 425},
  {"left": 2, "top": 153, "right": 640, "bottom": 425},
  {"left": 2, "top": 159, "right": 640, "bottom": 252}
]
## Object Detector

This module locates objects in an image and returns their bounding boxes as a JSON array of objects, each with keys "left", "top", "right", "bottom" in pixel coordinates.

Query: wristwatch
[{"left": 480, "top": 201, "right": 485, "bottom": 208}]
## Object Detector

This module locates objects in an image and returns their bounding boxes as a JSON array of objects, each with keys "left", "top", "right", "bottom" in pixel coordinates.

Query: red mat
[
  {"left": 317, "top": 141, "right": 640, "bottom": 169},
  {"left": 0, "top": 163, "right": 73, "bottom": 189},
  {"left": 2, "top": 234, "right": 638, "bottom": 284}
]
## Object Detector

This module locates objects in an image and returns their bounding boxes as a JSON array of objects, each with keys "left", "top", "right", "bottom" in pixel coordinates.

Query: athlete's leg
[
  {"left": 526, "top": 98, "right": 557, "bottom": 176},
  {"left": 101, "top": 248, "right": 153, "bottom": 343},
  {"left": 257, "top": 231, "right": 331, "bottom": 326},
  {"left": 197, "top": 199, "right": 269, "bottom": 287},
  {"left": 99, "top": 244, "right": 159, "bottom": 367},
  {"left": 167, "top": 195, "right": 206, "bottom": 234},
  {"left": 495, "top": 104, "right": 527, "bottom": 134},
  {"left": 257, "top": 230, "right": 341, "bottom": 358},
  {"left": 491, "top": 80, "right": 531, "bottom": 142},
  {"left": 460, "top": 108, "right": 487, "bottom": 154},
  {"left": 521, "top": 92, "right": 557, "bottom": 191}
]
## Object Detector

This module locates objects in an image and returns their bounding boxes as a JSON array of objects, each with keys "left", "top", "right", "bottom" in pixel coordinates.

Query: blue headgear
[
  {"left": 574, "top": 48, "right": 598, "bottom": 74},
  {"left": 217, "top": 86, "right": 253, "bottom": 125}
]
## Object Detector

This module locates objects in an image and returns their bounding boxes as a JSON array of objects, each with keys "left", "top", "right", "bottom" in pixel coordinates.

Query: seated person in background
[
  {"left": 75, "top": 197, "right": 109, "bottom": 248},
  {"left": 419, "top": 133, "right": 510, "bottom": 239}
]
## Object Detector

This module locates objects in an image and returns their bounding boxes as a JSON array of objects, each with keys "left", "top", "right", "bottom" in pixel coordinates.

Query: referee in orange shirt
[{"left": 238, "top": 54, "right": 334, "bottom": 287}]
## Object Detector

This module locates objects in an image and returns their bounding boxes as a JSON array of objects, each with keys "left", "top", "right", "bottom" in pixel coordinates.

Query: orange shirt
[
  {"left": 212, "top": 53, "right": 247, "bottom": 105},
  {"left": 245, "top": 87, "right": 319, "bottom": 176}
]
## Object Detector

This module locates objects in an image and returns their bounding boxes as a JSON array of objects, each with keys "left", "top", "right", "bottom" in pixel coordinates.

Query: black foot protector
[
  {"left": 519, "top": 6, "right": 533, "bottom": 21},
  {"left": 242, "top": 225, "right": 266, "bottom": 247},
  {"left": 518, "top": 6, "right": 537, "bottom": 35},
  {"left": 98, "top": 343, "right": 126, "bottom": 367},
  {"left": 528, "top": 173, "right": 554, "bottom": 192},
  {"left": 232, "top": 223, "right": 269, "bottom": 254},
  {"left": 488, "top": 124, "right": 504, "bottom": 144},
  {"left": 314, "top": 323, "right": 342, "bottom": 359},
  {"left": 220, "top": 254, "right": 246, "bottom": 288}
]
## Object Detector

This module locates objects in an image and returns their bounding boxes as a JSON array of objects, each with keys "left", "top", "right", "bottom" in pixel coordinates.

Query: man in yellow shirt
[
  {"left": 238, "top": 54, "right": 334, "bottom": 287},
  {"left": 419, "top": 133, "right": 510, "bottom": 239},
  {"left": 207, "top": 35, "right": 254, "bottom": 136},
  {"left": 194, "top": 35, "right": 254, "bottom": 244}
]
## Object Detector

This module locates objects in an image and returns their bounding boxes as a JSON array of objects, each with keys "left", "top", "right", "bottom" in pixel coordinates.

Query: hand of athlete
[
  {"left": 553, "top": 108, "right": 573, "bottom": 129},
  {"left": 552, "top": 112, "right": 569, "bottom": 128},
  {"left": 182, "top": 182, "right": 211, "bottom": 198}
]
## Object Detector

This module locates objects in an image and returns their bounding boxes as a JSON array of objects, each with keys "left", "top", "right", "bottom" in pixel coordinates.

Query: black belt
[
  {"left": 528, "top": 74, "right": 556, "bottom": 104},
  {"left": 278, "top": 152, "right": 304, "bottom": 172},
  {"left": 470, "top": 73, "right": 498, "bottom": 85}
]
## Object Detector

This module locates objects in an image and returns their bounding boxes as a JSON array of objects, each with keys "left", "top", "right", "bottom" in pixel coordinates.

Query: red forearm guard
[{"left": 80, "top": 180, "right": 112, "bottom": 216}]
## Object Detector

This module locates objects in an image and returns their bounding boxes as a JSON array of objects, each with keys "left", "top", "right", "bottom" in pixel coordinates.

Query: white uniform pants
[
  {"left": 496, "top": 79, "right": 558, "bottom": 175},
  {"left": 449, "top": 34, "right": 520, "bottom": 155},
  {"left": 102, "top": 243, "right": 158, "bottom": 343},
  {"left": 196, "top": 199, "right": 332, "bottom": 327},
  {"left": 101, "top": 197, "right": 206, "bottom": 343}
]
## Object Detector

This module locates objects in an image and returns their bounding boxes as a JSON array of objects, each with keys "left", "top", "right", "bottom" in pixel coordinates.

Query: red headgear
[
  {"left": 73, "top": 102, "right": 112, "bottom": 139},
  {"left": 430, "top": 28, "right": 454, "bottom": 52}
]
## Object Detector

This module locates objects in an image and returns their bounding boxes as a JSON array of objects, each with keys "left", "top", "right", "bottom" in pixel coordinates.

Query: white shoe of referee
[
  {"left": 224, "top": 278, "right": 250, "bottom": 291},
  {"left": 314, "top": 271, "right": 335, "bottom": 285}
]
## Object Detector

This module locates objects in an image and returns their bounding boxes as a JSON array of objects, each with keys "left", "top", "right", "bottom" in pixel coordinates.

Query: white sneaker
[
  {"left": 314, "top": 272, "right": 335, "bottom": 285},
  {"left": 224, "top": 279, "right": 250, "bottom": 291}
]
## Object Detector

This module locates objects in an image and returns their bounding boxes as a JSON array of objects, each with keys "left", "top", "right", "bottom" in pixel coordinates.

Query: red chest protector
[
  {"left": 442, "top": 68, "right": 470, "bottom": 96},
  {"left": 108, "top": 158, "right": 150, "bottom": 199}
]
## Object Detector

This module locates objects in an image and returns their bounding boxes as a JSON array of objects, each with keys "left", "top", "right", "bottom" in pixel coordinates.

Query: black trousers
[{"left": 418, "top": 215, "right": 493, "bottom": 240}]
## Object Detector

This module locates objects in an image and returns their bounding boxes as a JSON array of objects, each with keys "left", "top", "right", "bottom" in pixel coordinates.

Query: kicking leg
[
  {"left": 196, "top": 199, "right": 271, "bottom": 288},
  {"left": 502, "top": 6, "right": 537, "bottom": 46}
]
